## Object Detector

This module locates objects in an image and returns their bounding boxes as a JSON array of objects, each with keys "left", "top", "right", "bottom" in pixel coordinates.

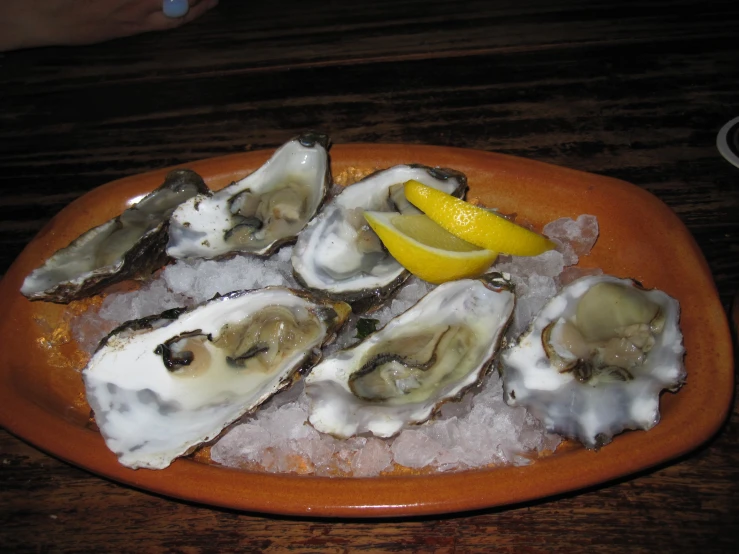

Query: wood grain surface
[{"left": 1, "top": 0, "right": 737, "bottom": 552}]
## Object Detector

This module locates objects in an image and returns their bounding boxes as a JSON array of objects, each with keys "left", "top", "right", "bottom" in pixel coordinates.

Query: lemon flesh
[
  {"left": 363, "top": 212, "right": 498, "bottom": 284},
  {"left": 404, "top": 180, "right": 555, "bottom": 256}
]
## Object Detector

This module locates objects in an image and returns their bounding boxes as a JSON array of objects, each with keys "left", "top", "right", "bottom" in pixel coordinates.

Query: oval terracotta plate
[{"left": 0, "top": 144, "right": 733, "bottom": 517}]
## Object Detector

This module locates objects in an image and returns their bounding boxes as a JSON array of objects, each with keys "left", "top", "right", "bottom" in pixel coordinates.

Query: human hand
[{"left": 0, "top": 0, "right": 219, "bottom": 52}]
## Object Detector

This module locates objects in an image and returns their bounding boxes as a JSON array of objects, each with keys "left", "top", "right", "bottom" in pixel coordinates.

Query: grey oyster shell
[{"left": 21, "top": 169, "right": 210, "bottom": 303}]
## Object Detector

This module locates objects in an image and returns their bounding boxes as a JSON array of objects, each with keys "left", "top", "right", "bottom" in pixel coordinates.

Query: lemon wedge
[
  {"left": 404, "top": 180, "right": 555, "bottom": 256},
  {"left": 363, "top": 212, "right": 498, "bottom": 284}
]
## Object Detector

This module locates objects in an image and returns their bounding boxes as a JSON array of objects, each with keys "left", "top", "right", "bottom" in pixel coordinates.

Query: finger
[{"left": 147, "top": 0, "right": 219, "bottom": 31}]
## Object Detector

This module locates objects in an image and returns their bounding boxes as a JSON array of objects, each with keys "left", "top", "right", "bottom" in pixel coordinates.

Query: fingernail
[{"left": 163, "top": 0, "right": 190, "bottom": 18}]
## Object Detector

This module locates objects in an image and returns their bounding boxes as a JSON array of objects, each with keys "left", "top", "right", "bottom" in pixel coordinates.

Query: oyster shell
[
  {"left": 83, "top": 287, "right": 351, "bottom": 469},
  {"left": 167, "top": 133, "right": 331, "bottom": 259},
  {"left": 305, "top": 274, "right": 514, "bottom": 438},
  {"left": 292, "top": 164, "right": 467, "bottom": 310},
  {"left": 500, "top": 275, "right": 685, "bottom": 449},
  {"left": 20, "top": 169, "right": 210, "bottom": 303}
]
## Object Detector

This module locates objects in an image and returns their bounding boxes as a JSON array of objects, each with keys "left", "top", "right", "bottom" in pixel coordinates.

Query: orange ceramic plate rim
[{"left": 0, "top": 144, "right": 733, "bottom": 518}]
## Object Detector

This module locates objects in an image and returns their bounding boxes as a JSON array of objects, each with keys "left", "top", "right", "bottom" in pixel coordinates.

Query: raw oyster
[
  {"left": 292, "top": 164, "right": 467, "bottom": 309},
  {"left": 83, "top": 287, "right": 350, "bottom": 469},
  {"left": 167, "top": 133, "right": 330, "bottom": 259},
  {"left": 305, "top": 274, "right": 514, "bottom": 438},
  {"left": 21, "top": 169, "right": 209, "bottom": 303},
  {"left": 500, "top": 275, "right": 685, "bottom": 449}
]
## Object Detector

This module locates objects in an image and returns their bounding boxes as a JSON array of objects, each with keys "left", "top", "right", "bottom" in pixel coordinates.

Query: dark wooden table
[{"left": 2, "top": 0, "right": 738, "bottom": 551}]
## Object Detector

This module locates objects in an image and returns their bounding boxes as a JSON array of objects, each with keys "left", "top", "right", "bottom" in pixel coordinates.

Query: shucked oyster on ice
[
  {"left": 21, "top": 169, "right": 209, "bottom": 303},
  {"left": 305, "top": 274, "right": 515, "bottom": 439},
  {"left": 501, "top": 275, "right": 685, "bottom": 449},
  {"left": 83, "top": 287, "right": 351, "bottom": 469},
  {"left": 292, "top": 165, "right": 467, "bottom": 309},
  {"left": 167, "top": 133, "right": 331, "bottom": 260}
]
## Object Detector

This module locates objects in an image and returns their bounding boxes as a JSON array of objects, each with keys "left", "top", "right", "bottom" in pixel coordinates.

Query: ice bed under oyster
[{"left": 68, "top": 211, "right": 605, "bottom": 476}]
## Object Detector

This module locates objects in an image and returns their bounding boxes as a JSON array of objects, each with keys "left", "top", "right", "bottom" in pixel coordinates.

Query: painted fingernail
[{"left": 162, "top": 0, "right": 190, "bottom": 18}]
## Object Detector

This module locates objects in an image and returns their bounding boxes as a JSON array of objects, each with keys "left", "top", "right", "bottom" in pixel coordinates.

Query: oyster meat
[
  {"left": 500, "top": 275, "right": 685, "bottom": 449},
  {"left": 292, "top": 164, "right": 467, "bottom": 309},
  {"left": 21, "top": 169, "right": 209, "bottom": 303},
  {"left": 167, "top": 133, "right": 331, "bottom": 259},
  {"left": 305, "top": 274, "right": 515, "bottom": 438},
  {"left": 83, "top": 287, "right": 350, "bottom": 469}
]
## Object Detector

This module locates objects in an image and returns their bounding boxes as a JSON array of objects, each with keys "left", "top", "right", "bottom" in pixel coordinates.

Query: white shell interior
[
  {"left": 167, "top": 138, "right": 329, "bottom": 259},
  {"left": 83, "top": 288, "right": 340, "bottom": 469},
  {"left": 500, "top": 275, "right": 685, "bottom": 448},
  {"left": 292, "top": 165, "right": 464, "bottom": 299},
  {"left": 305, "top": 277, "right": 515, "bottom": 438}
]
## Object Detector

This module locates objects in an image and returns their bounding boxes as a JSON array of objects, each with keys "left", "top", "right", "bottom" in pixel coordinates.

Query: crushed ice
[{"left": 70, "top": 215, "right": 599, "bottom": 477}]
